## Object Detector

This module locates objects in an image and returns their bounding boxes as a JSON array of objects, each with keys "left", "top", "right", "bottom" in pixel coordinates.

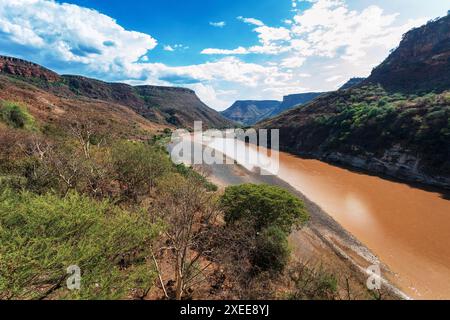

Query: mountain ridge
[
  {"left": 0, "top": 55, "right": 232, "bottom": 129},
  {"left": 221, "top": 92, "right": 324, "bottom": 125}
]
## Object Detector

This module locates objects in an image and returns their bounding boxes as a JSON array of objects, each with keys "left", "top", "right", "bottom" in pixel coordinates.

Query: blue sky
[{"left": 0, "top": 0, "right": 448, "bottom": 110}]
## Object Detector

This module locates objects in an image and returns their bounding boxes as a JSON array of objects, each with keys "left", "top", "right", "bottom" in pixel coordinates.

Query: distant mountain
[
  {"left": 221, "top": 100, "right": 280, "bottom": 126},
  {"left": 221, "top": 92, "right": 324, "bottom": 126},
  {"left": 364, "top": 14, "right": 450, "bottom": 93},
  {"left": 339, "top": 78, "right": 365, "bottom": 90},
  {"left": 269, "top": 92, "right": 324, "bottom": 117},
  {"left": 0, "top": 56, "right": 233, "bottom": 129},
  {"left": 259, "top": 14, "right": 450, "bottom": 189}
]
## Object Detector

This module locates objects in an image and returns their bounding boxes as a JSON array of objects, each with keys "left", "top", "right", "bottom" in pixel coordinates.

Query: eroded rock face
[
  {"left": 0, "top": 56, "right": 60, "bottom": 82},
  {"left": 321, "top": 146, "right": 450, "bottom": 189},
  {"left": 365, "top": 14, "right": 450, "bottom": 93}
]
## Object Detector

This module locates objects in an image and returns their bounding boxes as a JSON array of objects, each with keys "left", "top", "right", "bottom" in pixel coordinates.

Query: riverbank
[{"left": 199, "top": 157, "right": 408, "bottom": 300}]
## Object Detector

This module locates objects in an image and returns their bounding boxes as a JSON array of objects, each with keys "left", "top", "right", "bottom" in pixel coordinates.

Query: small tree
[
  {"left": 151, "top": 172, "right": 220, "bottom": 300},
  {"left": 219, "top": 184, "right": 309, "bottom": 276},
  {"left": 112, "top": 141, "right": 171, "bottom": 202},
  {"left": 253, "top": 226, "right": 291, "bottom": 274},
  {"left": 221, "top": 184, "right": 309, "bottom": 233}
]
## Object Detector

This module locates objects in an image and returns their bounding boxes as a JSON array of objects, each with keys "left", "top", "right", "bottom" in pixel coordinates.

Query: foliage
[
  {"left": 220, "top": 184, "right": 309, "bottom": 275},
  {"left": 0, "top": 101, "right": 37, "bottom": 131},
  {"left": 112, "top": 140, "right": 172, "bottom": 201},
  {"left": 0, "top": 188, "right": 161, "bottom": 300},
  {"left": 221, "top": 183, "right": 309, "bottom": 234},
  {"left": 252, "top": 226, "right": 291, "bottom": 273}
]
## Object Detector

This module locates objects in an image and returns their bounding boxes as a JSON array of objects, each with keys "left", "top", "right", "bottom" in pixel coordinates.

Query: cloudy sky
[{"left": 0, "top": 0, "right": 448, "bottom": 110}]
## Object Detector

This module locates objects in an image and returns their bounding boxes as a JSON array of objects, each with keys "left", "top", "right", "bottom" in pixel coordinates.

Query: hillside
[
  {"left": 339, "top": 78, "right": 365, "bottom": 90},
  {"left": 0, "top": 56, "right": 232, "bottom": 129},
  {"left": 364, "top": 14, "right": 450, "bottom": 93},
  {"left": 221, "top": 100, "right": 280, "bottom": 125},
  {"left": 259, "top": 15, "right": 450, "bottom": 189}
]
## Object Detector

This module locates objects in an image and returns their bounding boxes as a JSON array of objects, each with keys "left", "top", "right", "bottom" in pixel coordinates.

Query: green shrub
[
  {"left": 253, "top": 226, "right": 291, "bottom": 274},
  {"left": 221, "top": 184, "right": 309, "bottom": 233},
  {"left": 0, "top": 189, "right": 161, "bottom": 299},
  {"left": 112, "top": 140, "right": 172, "bottom": 201},
  {"left": 220, "top": 184, "right": 308, "bottom": 275},
  {"left": 0, "top": 101, "right": 37, "bottom": 131}
]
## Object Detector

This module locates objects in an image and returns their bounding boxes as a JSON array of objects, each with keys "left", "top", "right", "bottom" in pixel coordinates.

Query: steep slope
[
  {"left": 269, "top": 92, "right": 324, "bottom": 117},
  {"left": 339, "top": 78, "right": 365, "bottom": 90},
  {"left": 0, "top": 56, "right": 232, "bottom": 129},
  {"left": 259, "top": 15, "right": 450, "bottom": 189},
  {"left": 364, "top": 14, "right": 450, "bottom": 93},
  {"left": 221, "top": 100, "right": 281, "bottom": 125}
]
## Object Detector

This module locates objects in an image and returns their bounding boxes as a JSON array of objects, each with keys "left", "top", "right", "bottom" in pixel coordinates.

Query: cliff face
[
  {"left": 269, "top": 92, "right": 323, "bottom": 117},
  {"left": 259, "top": 15, "right": 450, "bottom": 189},
  {"left": 365, "top": 14, "right": 450, "bottom": 93},
  {"left": 0, "top": 56, "right": 60, "bottom": 82},
  {"left": 221, "top": 100, "right": 281, "bottom": 126},
  {"left": 0, "top": 56, "right": 232, "bottom": 129},
  {"left": 221, "top": 92, "right": 324, "bottom": 125}
]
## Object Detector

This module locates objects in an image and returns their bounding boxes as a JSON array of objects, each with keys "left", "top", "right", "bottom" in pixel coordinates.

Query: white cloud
[
  {"left": 202, "top": 0, "right": 426, "bottom": 63},
  {"left": 280, "top": 56, "right": 306, "bottom": 69},
  {"left": 254, "top": 25, "right": 291, "bottom": 46},
  {"left": 201, "top": 47, "right": 248, "bottom": 55},
  {"left": 237, "top": 16, "right": 265, "bottom": 26},
  {"left": 209, "top": 21, "right": 226, "bottom": 28},
  {"left": 290, "top": 0, "right": 426, "bottom": 61},
  {"left": 164, "top": 45, "right": 174, "bottom": 51},
  {"left": 326, "top": 75, "right": 342, "bottom": 82},
  {"left": 202, "top": 19, "right": 291, "bottom": 56},
  {"left": 0, "top": 0, "right": 157, "bottom": 75}
]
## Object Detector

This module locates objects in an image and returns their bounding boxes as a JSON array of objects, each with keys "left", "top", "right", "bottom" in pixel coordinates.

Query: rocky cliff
[
  {"left": 269, "top": 92, "right": 324, "bottom": 117},
  {"left": 221, "top": 92, "right": 324, "bottom": 125},
  {"left": 365, "top": 14, "right": 450, "bottom": 93}
]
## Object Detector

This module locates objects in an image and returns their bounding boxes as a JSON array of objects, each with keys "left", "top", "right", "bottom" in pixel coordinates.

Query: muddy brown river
[
  {"left": 174, "top": 135, "right": 450, "bottom": 299},
  {"left": 275, "top": 152, "right": 450, "bottom": 300}
]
